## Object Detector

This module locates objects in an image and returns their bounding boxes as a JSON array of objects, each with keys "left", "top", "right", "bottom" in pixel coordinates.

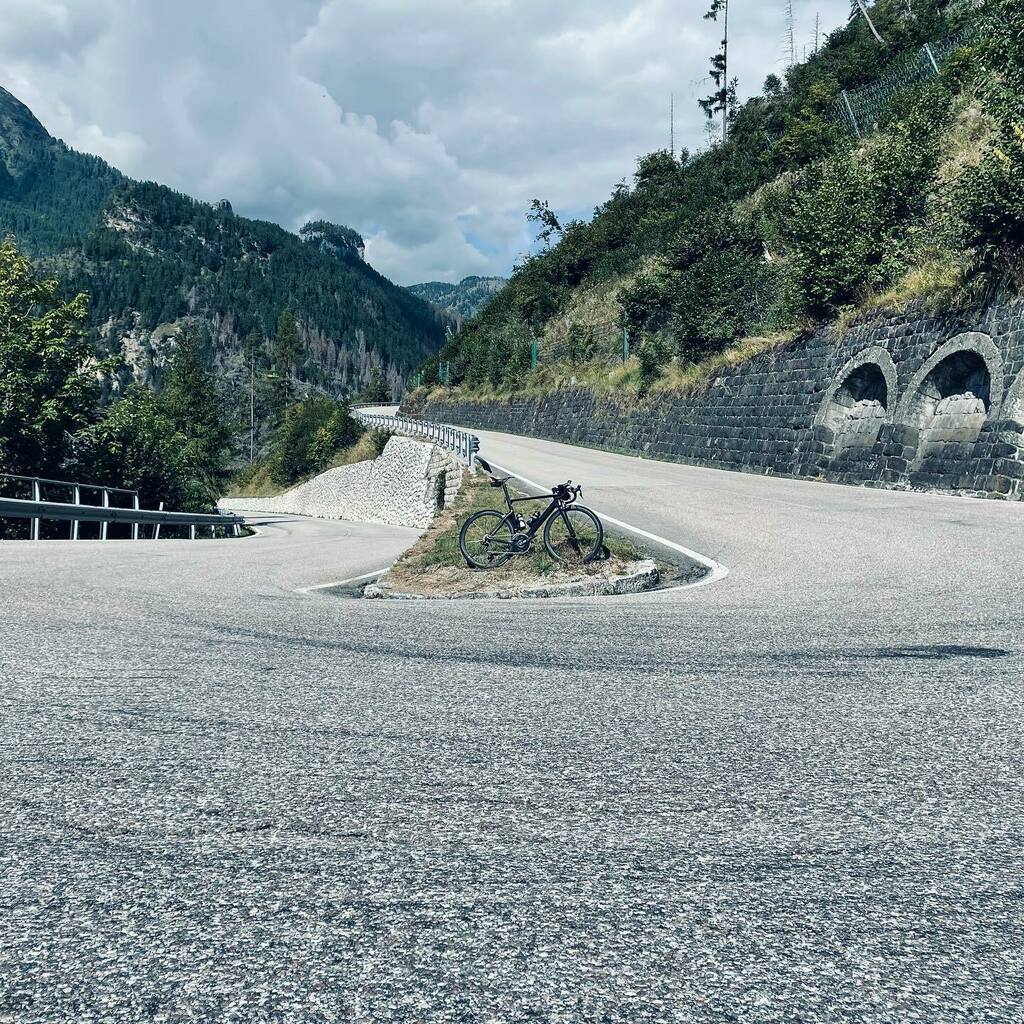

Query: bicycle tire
[
  {"left": 459, "top": 509, "right": 515, "bottom": 569},
  {"left": 543, "top": 505, "right": 603, "bottom": 566}
]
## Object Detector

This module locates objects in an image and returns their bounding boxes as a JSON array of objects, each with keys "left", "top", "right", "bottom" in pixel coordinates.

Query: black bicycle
[{"left": 459, "top": 458, "right": 604, "bottom": 569}]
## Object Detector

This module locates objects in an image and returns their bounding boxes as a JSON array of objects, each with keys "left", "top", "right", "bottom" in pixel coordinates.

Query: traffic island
[{"left": 362, "top": 473, "right": 669, "bottom": 600}]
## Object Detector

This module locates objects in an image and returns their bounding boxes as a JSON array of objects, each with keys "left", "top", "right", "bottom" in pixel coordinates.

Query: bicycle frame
[{"left": 492, "top": 480, "right": 571, "bottom": 542}]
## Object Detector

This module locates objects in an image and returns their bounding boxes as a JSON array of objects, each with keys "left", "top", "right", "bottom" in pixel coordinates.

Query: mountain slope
[
  {"left": 0, "top": 86, "right": 447, "bottom": 397},
  {"left": 406, "top": 276, "right": 506, "bottom": 320}
]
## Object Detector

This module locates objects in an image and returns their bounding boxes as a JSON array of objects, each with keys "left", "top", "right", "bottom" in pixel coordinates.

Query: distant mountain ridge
[
  {"left": 0, "top": 86, "right": 447, "bottom": 397},
  {"left": 406, "top": 275, "right": 506, "bottom": 320}
]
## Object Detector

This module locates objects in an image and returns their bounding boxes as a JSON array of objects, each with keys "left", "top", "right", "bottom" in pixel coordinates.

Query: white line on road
[
  {"left": 294, "top": 566, "right": 392, "bottom": 595},
  {"left": 486, "top": 461, "right": 729, "bottom": 589}
]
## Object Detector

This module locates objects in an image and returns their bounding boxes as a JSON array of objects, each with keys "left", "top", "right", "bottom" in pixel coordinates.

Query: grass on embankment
[
  {"left": 413, "top": 329, "right": 799, "bottom": 407},
  {"left": 225, "top": 429, "right": 392, "bottom": 499},
  {"left": 382, "top": 471, "right": 648, "bottom": 597}
]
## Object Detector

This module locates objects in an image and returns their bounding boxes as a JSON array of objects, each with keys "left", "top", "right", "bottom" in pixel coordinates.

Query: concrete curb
[{"left": 363, "top": 559, "right": 660, "bottom": 601}]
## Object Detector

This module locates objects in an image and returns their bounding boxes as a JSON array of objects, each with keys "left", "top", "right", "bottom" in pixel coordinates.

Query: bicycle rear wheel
[
  {"left": 459, "top": 509, "right": 515, "bottom": 568},
  {"left": 543, "top": 505, "right": 603, "bottom": 566}
]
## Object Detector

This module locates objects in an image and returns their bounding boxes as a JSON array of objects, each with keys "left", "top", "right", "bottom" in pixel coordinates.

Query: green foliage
[
  {"left": 622, "top": 210, "right": 778, "bottom": 358},
  {"left": 356, "top": 368, "right": 391, "bottom": 404},
  {"left": 699, "top": 0, "right": 731, "bottom": 139},
  {"left": 267, "top": 394, "right": 362, "bottom": 486},
  {"left": 269, "top": 309, "right": 304, "bottom": 416},
  {"left": 0, "top": 237, "right": 232, "bottom": 511},
  {"left": 159, "top": 321, "right": 232, "bottom": 496},
  {"left": 0, "top": 238, "right": 100, "bottom": 477},
  {"left": 429, "top": 0, "right": 973, "bottom": 391},
  {"left": 952, "top": 0, "right": 1024, "bottom": 267},
  {"left": 637, "top": 334, "right": 673, "bottom": 396},
  {"left": 405, "top": 276, "right": 507, "bottom": 319},
  {"left": 65, "top": 386, "right": 204, "bottom": 511},
  {"left": 0, "top": 86, "right": 447, "bottom": 393},
  {"left": 367, "top": 428, "right": 394, "bottom": 457},
  {"left": 769, "top": 86, "right": 953, "bottom": 314}
]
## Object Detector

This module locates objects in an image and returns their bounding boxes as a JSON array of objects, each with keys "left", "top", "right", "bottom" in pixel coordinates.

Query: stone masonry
[
  {"left": 408, "top": 295, "right": 1024, "bottom": 500},
  {"left": 220, "top": 437, "right": 463, "bottom": 529}
]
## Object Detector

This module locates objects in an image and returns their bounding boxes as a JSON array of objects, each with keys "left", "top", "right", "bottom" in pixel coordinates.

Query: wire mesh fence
[
  {"left": 832, "top": 25, "right": 978, "bottom": 139},
  {"left": 542, "top": 319, "right": 630, "bottom": 365}
]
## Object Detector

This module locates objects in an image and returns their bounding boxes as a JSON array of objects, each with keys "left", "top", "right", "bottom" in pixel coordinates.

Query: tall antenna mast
[
  {"left": 814, "top": 12, "right": 821, "bottom": 53},
  {"left": 670, "top": 93, "right": 675, "bottom": 157},
  {"left": 786, "top": 0, "right": 797, "bottom": 67}
]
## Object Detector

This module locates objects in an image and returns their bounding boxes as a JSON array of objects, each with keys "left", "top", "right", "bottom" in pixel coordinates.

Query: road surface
[{"left": 2, "top": 426, "right": 1023, "bottom": 1023}]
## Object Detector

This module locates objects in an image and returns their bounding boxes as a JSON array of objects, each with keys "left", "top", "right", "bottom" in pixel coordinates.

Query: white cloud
[{"left": 0, "top": 0, "right": 848, "bottom": 284}]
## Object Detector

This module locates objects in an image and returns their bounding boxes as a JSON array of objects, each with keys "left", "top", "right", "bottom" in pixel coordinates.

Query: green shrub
[
  {"left": 66, "top": 385, "right": 205, "bottom": 510},
  {"left": 770, "top": 86, "right": 952, "bottom": 314},
  {"left": 268, "top": 395, "right": 361, "bottom": 486},
  {"left": 953, "top": 0, "right": 1024, "bottom": 269},
  {"left": 0, "top": 239, "right": 100, "bottom": 478},
  {"left": 637, "top": 334, "right": 673, "bottom": 395}
]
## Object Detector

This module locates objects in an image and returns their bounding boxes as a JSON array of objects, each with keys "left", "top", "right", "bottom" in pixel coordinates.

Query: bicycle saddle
[{"left": 489, "top": 476, "right": 512, "bottom": 487}]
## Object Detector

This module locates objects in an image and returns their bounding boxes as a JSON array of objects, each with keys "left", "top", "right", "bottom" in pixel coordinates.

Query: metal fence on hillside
[
  {"left": 833, "top": 25, "right": 978, "bottom": 139},
  {"left": 543, "top": 319, "right": 631, "bottom": 366}
]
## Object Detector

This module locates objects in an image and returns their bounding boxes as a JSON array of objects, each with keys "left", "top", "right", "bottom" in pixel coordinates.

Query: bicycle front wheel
[
  {"left": 459, "top": 509, "right": 515, "bottom": 569},
  {"left": 543, "top": 505, "right": 603, "bottom": 566}
]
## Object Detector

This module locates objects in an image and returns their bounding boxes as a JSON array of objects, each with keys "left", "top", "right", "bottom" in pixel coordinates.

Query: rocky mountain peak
[{"left": 299, "top": 220, "right": 365, "bottom": 262}]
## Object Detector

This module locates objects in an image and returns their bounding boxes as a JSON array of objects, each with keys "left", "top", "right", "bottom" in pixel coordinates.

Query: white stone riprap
[{"left": 220, "top": 437, "right": 463, "bottom": 529}]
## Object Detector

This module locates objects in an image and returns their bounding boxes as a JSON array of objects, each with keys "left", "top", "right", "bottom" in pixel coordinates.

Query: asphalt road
[{"left": 2, "top": 426, "right": 1023, "bottom": 1023}]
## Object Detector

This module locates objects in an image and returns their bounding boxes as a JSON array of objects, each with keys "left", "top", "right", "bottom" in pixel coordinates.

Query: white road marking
[
  {"left": 486, "top": 460, "right": 729, "bottom": 589},
  {"left": 294, "top": 566, "right": 393, "bottom": 595}
]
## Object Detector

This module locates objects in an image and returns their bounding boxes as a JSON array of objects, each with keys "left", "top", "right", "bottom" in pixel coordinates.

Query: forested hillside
[
  {"left": 0, "top": 87, "right": 447, "bottom": 400},
  {"left": 421, "top": 0, "right": 1022, "bottom": 398},
  {"left": 406, "top": 276, "right": 507, "bottom": 320}
]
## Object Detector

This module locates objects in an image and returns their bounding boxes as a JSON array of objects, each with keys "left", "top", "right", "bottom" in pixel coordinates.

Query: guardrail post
[
  {"left": 71, "top": 485, "right": 80, "bottom": 540},
  {"left": 190, "top": 524, "right": 196, "bottom": 540},
  {"left": 100, "top": 489, "right": 109, "bottom": 540},
  {"left": 154, "top": 502, "right": 164, "bottom": 540},
  {"left": 30, "top": 480, "right": 41, "bottom": 541},
  {"left": 131, "top": 494, "right": 140, "bottom": 540}
]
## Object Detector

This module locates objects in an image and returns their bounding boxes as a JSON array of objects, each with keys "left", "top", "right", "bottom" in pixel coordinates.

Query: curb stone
[{"left": 363, "top": 559, "right": 660, "bottom": 600}]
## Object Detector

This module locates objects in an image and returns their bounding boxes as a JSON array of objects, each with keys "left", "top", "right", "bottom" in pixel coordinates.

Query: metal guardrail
[
  {"left": 0, "top": 473, "right": 243, "bottom": 540},
  {"left": 353, "top": 411, "right": 479, "bottom": 466}
]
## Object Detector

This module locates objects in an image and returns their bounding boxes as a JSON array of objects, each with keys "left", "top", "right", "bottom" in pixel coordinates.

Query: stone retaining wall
[
  {"left": 220, "top": 437, "right": 462, "bottom": 529},
  {"left": 408, "top": 295, "right": 1024, "bottom": 500}
]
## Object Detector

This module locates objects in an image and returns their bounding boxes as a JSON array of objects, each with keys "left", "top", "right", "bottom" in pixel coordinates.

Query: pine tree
[
  {"left": 699, "top": 1, "right": 731, "bottom": 143},
  {"left": 270, "top": 309, "right": 304, "bottom": 417},
  {"left": 160, "top": 320, "right": 230, "bottom": 488}
]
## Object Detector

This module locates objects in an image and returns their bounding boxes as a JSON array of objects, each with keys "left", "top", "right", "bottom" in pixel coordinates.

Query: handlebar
[{"left": 553, "top": 481, "right": 582, "bottom": 501}]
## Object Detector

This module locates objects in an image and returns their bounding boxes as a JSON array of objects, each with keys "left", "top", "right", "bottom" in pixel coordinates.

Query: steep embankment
[
  {"left": 415, "top": 1, "right": 1008, "bottom": 396},
  {"left": 411, "top": 294, "right": 1024, "bottom": 501},
  {"left": 0, "top": 87, "right": 447, "bottom": 396}
]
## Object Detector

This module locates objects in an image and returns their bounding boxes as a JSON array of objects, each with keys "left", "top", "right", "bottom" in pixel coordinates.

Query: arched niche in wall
[
  {"left": 815, "top": 346, "right": 896, "bottom": 452},
  {"left": 897, "top": 333, "right": 1003, "bottom": 464}
]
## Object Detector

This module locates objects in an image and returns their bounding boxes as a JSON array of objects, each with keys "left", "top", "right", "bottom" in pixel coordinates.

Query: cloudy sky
[{"left": 0, "top": 0, "right": 848, "bottom": 285}]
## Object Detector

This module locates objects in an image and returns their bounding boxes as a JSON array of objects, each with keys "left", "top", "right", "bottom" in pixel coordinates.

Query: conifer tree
[
  {"left": 270, "top": 309, "right": 304, "bottom": 416},
  {"left": 160, "top": 320, "right": 230, "bottom": 487},
  {"left": 699, "top": 0, "right": 731, "bottom": 143}
]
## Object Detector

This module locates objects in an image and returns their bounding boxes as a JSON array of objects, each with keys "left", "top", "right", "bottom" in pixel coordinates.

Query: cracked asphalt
[{"left": 2, "top": 429, "right": 1023, "bottom": 1022}]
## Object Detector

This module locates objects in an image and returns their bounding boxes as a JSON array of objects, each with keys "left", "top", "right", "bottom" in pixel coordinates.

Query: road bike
[{"left": 459, "top": 458, "right": 604, "bottom": 569}]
